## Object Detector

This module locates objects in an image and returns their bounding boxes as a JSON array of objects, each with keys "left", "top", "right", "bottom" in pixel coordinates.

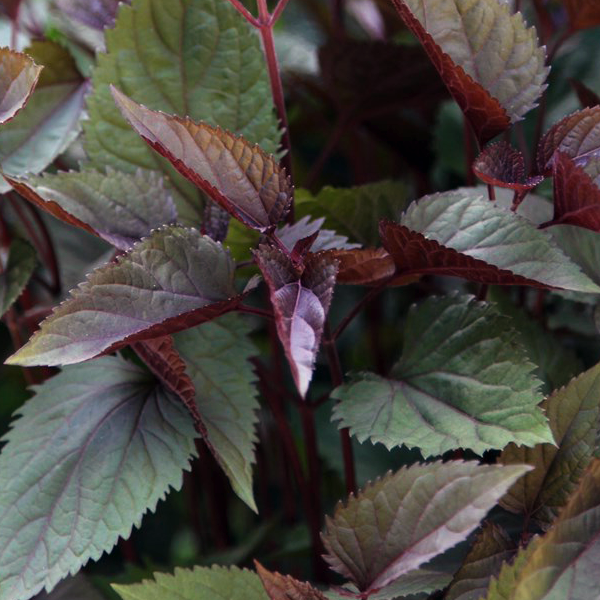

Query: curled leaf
[{"left": 0, "top": 47, "right": 42, "bottom": 125}]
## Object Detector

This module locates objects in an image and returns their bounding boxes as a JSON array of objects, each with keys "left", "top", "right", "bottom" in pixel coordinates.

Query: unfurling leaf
[
  {"left": 113, "top": 566, "right": 268, "bottom": 600},
  {"left": 255, "top": 562, "right": 328, "bottom": 600},
  {"left": 7, "top": 227, "right": 241, "bottom": 367},
  {"left": 499, "top": 361, "right": 600, "bottom": 527},
  {"left": 0, "top": 357, "right": 197, "bottom": 600},
  {"left": 380, "top": 191, "right": 600, "bottom": 292},
  {"left": 0, "top": 237, "right": 37, "bottom": 318},
  {"left": 7, "top": 168, "right": 177, "bottom": 250},
  {"left": 391, "top": 0, "right": 548, "bottom": 143},
  {"left": 473, "top": 142, "right": 544, "bottom": 204},
  {"left": 112, "top": 87, "right": 292, "bottom": 231},
  {"left": 332, "top": 294, "right": 552, "bottom": 456},
  {"left": 322, "top": 461, "right": 530, "bottom": 593},
  {"left": 276, "top": 216, "right": 361, "bottom": 254},
  {"left": 0, "top": 47, "right": 42, "bottom": 124},
  {"left": 255, "top": 246, "right": 337, "bottom": 397}
]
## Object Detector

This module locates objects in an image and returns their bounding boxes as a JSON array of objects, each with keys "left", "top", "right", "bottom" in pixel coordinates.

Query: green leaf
[
  {"left": 173, "top": 314, "right": 260, "bottom": 512},
  {"left": 295, "top": 181, "right": 410, "bottom": 246},
  {"left": 483, "top": 458, "right": 600, "bottom": 600},
  {"left": 0, "top": 41, "right": 86, "bottom": 184},
  {"left": 7, "top": 168, "right": 177, "bottom": 251},
  {"left": 0, "top": 356, "right": 197, "bottom": 600},
  {"left": 0, "top": 237, "right": 36, "bottom": 317},
  {"left": 499, "top": 361, "right": 600, "bottom": 527},
  {"left": 445, "top": 523, "right": 514, "bottom": 600},
  {"left": 332, "top": 294, "right": 552, "bottom": 457},
  {"left": 112, "top": 565, "right": 268, "bottom": 600},
  {"left": 0, "top": 47, "right": 42, "bottom": 124},
  {"left": 399, "top": 191, "right": 600, "bottom": 293},
  {"left": 322, "top": 461, "right": 530, "bottom": 593},
  {"left": 7, "top": 226, "right": 240, "bottom": 367},
  {"left": 84, "top": 0, "right": 281, "bottom": 227}
]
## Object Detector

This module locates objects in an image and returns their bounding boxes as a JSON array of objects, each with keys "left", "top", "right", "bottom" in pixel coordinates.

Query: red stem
[{"left": 225, "top": 0, "right": 259, "bottom": 25}]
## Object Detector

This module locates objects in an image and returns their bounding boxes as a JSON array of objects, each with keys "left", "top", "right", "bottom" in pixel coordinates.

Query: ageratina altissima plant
[{"left": 2, "top": 0, "right": 600, "bottom": 598}]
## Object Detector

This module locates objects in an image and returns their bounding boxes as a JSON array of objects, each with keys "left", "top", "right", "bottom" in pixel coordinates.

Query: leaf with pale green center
[
  {"left": 0, "top": 47, "right": 42, "bottom": 124},
  {"left": 396, "top": 190, "right": 600, "bottom": 293},
  {"left": 112, "top": 566, "right": 268, "bottom": 600},
  {"left": 322, "top": 461, "right": 530, "bottom": 593},
  {"left": 84, "top": 0, "right": 281, "bottom": 227},
  {"left": 0, "top": 237, "right": 36, "bottom": 317},
  {"left": 499, "top": 361, "right": 600, "bottom": 527},
  {"left": 6, "top": 226, "right": 240, "bottom": 367},
  {"left": 0, "top": 356, "right": 197, "bottom": 600},
  {"left": 6, "top": 168, "right": 177, "bottom": 250},
  {"left": 483, "top": 458, "right": 600, "bottom": 600},
  {"left": 333, "top": 294, "right": 552, "bottom": 457},
  {"left": 173, "top": 314, "right": 260, "bottom": 511},
  {"left": 0, "top": 41, "right": 86, "bottom": 188}
]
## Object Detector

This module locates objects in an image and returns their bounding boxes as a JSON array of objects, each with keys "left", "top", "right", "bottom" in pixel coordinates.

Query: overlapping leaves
[{"left": 333, "top": 294, "right": 552, "bottom": 457}]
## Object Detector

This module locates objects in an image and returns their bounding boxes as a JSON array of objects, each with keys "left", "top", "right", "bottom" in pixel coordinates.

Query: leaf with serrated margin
[
  {"left": 84, "top": 0, "right": 280, "bottom": 227},
  {"left": 483, "top": 459, "right": 600, "bottom": 600},
  {"left": 255, "top": 246, "right": 337, "bottom": 398},
  {"left": 0, "top": 41, "right": 86, "bottom": 185},
  {"left": 499, "top": 361, "right": 600, "bottom": 527},
  {"left": 322, "top": 461, "right": 530, "bottom": 593},
  {"left": 56, "top": 0, "right": 129, "bottom": 29},
  {"left": 537, "top": 107, "right": 600, "bottom": 174},
  {"left": 112, "top": 565, "right": 268, "bottom": 600},
  {"left": 295, "top": 182, "right": 409, "bottom": 246},
  {"left": 6, "top": 226, "right": 241, "bottom": 367},
  {"left": 0, "top": 237, "right": 36, "bottom": 317},
  {"left": 391, "top": 0, "right": 547, "bottom": 143},
  {"left": 563, "top": 0, "right": 600, "bottom": 31},
  {"left": 0, "top": 47, "right": 42, "bottom": 124},
  {"left": 112, "top": 88, "right": 292, "bottom": 232},
  {"left": 383, "top": 190, "right": 600, "bottom": 293},
  {"left": 332, "top": 294, "right": 551, "bottom": 456},
  {"left": 172, "top": 314, "right": 260, "bottom": 511},
  {"left": 0, "top": 356, "right": 197, "bottom": 600},
  {"left": 255, "top": 562, "right": 328, "bottom": 600},
  {"left": 33, "top": 574, "right": 105, "bottom": 600},
  {"left": 277, "top": 216, "right": 361, "bottom": 253},
  {"left": 445, "top": 523, "right": 514, "bottom": 600},
  {"left": 7, "top": 168, "right": 177, "bottom": 250}
]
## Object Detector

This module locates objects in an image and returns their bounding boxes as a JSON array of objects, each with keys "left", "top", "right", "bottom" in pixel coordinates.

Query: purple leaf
[
  {"left": 0, "top": 47, "right": 42, "bottom": 125},
  {"left": 56, "top": 0, "right": 130, "bottom": 30}
]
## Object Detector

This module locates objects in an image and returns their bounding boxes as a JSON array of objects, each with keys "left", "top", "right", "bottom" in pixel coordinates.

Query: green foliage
[{"left": 0, "top": 238, "right": 36, "bottom": 317}]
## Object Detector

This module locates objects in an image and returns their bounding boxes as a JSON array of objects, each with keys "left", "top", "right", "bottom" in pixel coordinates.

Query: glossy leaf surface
[
  {"left": 322, "top": 461, "right": 530, "bottom": 592},
  {"left": 0, "top": 237, "right": 36, "bottom": 318},
  {"left": 7, "top": 227, "right": 239, "bottom": 367},
  {"left": 333, "top": 295, "right": 551, "bottom": 456},
  {"left": 255, "top": 247, "right": 337, "bottom": 397},
  {"left": 0, "top": 357, "right": 197, "bottom": 600},
  {"left": 7, "top": 168, "right": 177, "bottom": 250},
  {"left": 173, "top": 315, "right": 260, "bottom": 511},
  {"left": 0, "top": 47, "right": 42, "bottom": 124},
  {"left": 113, "top": 88, "right": 292, "bottom": 231}
]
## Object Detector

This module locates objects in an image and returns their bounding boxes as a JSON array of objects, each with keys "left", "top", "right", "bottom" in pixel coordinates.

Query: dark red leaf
[
  {"left": 290, "top": 231, "right": 319, "bottom": 267},
  {"left": 563, "top": 0, "right": 600, "bottom": 31},
  {"left": 254, "top": 246, "right": 337, "bottom": 397},
  {"left": 255, "top": 562, "right": 328, "bottom": 600},
  {"left": 570, "top": 78, "right": 600, "bottom": 109}
]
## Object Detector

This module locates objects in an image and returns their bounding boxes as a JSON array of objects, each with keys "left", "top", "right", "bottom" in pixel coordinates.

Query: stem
[
  {"left": 238, "top": 304, "right": 275, "bottom": 320},
  {"left": 225, "top": 0, "right": 259, "bottom": 25}
]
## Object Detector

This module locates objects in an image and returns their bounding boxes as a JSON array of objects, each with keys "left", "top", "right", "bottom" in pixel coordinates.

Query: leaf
[
  {"left": 295, "top": 181, "right": 409, "bottom": 246},
  {"left": 472, "top": 142, "right": 544, "bottom": 203},
  {"left": 322, "top": 461, "right": 530, "bottom": 593},
  {"left": 276, "top": 216, "right": 361, "bottom": 253},
  {"left": 563, "top": 0, "right": 600, "bottom": 31},
  {"left": 7, "top": 226, "right": 241, "bottom": 367},
  {"left": 381, "top": 190, "right": 600, "bottom": 293},
  {"left": 541, "top": 151, "right": 600, "bottom": 231},
  {"left": 83, "top": 0, "right": 281, "bottom": 227},
  {"left": 255, "top": 246, "right": 338, "bottom": 398},
  {"left": 391, "top": 0, "right": 548, "bottom": 143},
  {"left": 7, "top": 168, "right": 178, "bottom": 250},
  {"left": 0, "top": 356, "right": 197, "bottom": 600},
  {"left": 0, "top": 237, "right": 36, "bottom": 318},
  {"left": 483, "top": 458, "right": 600, "bottom": 600},
  {"left": 536, "top": 106, "right": 600, "bottom": 174},
  {"left": 332, "top": 294, "right": 552, "bottom": 456},
  {"left": 0, "top": 41, "right": 86, "bottom": 183},
  {"left": 172, "top": 314, "right": 260, "bottom": 511},
  {"left": 445, "top": 524, "right": 514, "bottom": 600},
  {"left": 32, "top": 574, "right": 106, "bottom": 600},
  {"left": 0, "top": 47, "right": 42, "bottom": 125},
  {"left": 499, "top": 361, "right": 600, "bottom": 527},
  {"left": 112, "top": 565, "right": 268, "bottom": 600},
  {"left": 255, "top": 562, "right": 328, "bottom": 600},
  {"left": 56, "top": 0, "right": 129, "bottom": 29},
  {"left": 112, "top": 87, "right": 292, "bottom": 232}
]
